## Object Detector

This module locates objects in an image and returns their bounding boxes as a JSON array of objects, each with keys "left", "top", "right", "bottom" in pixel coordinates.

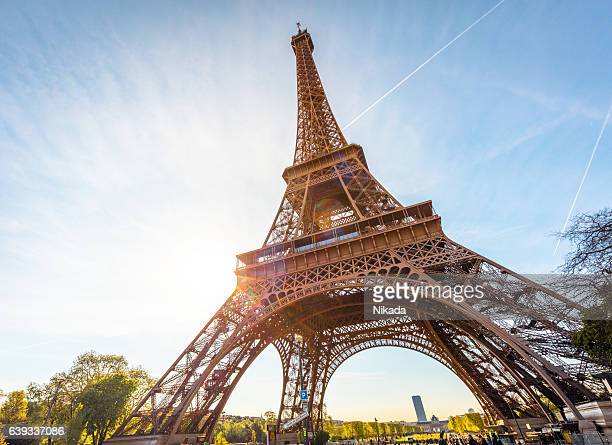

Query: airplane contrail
[
  {"left": 553, "top": 103, "right": 611, "bottom": 256},
  {"left": 342, "top": 0, "right": 506, "bottom": 130}
]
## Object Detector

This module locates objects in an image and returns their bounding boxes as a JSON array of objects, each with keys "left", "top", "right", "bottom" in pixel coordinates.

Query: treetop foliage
[
  {"left": 557, "top": 208, "right": 612, "bottom": 367},
  {"left": 0, "top": 390, "right": 28, "bottom": 424},
  {"left": 447, "top": 413, "right": 484, "bottom": 433},
  {"left": 1, "top": 351, "right": 154, "bottom": 445},
  {"left": 558, "top": 207, "right": 611, "bottom": 275}
]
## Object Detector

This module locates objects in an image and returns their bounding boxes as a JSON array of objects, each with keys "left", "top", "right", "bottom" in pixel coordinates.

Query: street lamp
[{"left": 375, "top": 418, "right": 380, "bottom": 445}]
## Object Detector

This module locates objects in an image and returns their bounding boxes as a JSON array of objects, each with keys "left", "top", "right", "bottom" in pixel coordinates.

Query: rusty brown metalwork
[
  {"left": 109, "top": 29, "right": 608, "bottom": 445},
  {"left": 291, "top": 30, "right": 347, "bottom": 165}
]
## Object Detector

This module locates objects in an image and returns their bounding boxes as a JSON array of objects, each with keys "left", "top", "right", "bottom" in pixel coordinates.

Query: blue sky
[{"left": 1, "top": 0, "right": 610, "bottom": 421}]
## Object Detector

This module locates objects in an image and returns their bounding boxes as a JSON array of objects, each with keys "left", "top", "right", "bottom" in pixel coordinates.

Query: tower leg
[{"left": 275, "top": 333, "right": 329, "bottom": 433}]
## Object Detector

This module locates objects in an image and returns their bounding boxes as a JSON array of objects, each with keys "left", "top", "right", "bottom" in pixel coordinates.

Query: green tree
[
  {"left": 379, "top": 422, "right": 389, "bottom": 436},
  {"left": 215, "top": 432, "right": 229, "bottom": 445},
  {"left": 447, "top": 416, "right": 465, "bottom": 433},
  {"left": 68, "top": 352, "right": 129, "bottom": 389},
  {"left": 124, "top": 368, "right": 156, "bottom": 412},
  {"left": 76, "top": 373, "right": 138, "bottom": 445},
  {"left": 342, "top": 422, "right": 354, "bottom": 439},
  {"left": 314, "top": 430, "right": 330, "bottom": 445},
  {"left": 448, "top": 413, "right": 484, "bottom": 433},
  {"left": 264, "top": 411, "right": 277, "bottom": 425},
  {"left": 27, "top": 351, "right": 155, "bottom": 445},
  {"left": 463, "top": 413, "right": 485, "bottom": 432},
  {"left": 323, "top": 416, "right": 335, "bottom": 438},
  {"left": 572, "top": 305, "right": 612, "bottom": 366},
  {"left": 557, "top": 208, "right": 612, "bottom": 366},
  {"left": 352, "top": 421, "right": 365, "bottom": 440},
  {"left": 0, "top": 391, "right": 28, "bottom": 423}
]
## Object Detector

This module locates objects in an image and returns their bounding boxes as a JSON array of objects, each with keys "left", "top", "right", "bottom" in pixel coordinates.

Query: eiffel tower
[{"left": 110, "top": 28, "right": 607, "bottom": 445}]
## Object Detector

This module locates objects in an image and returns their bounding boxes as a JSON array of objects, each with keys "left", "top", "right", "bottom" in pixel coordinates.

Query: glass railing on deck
[
  {"left": 237, "top": 205, "right": 436, "bottom": 269},
  {"left": 295, "top": 231, "right": 359, "bottom": 253},
  {"left": 256, "top": 248, "right": 291, "bottom": 263}
]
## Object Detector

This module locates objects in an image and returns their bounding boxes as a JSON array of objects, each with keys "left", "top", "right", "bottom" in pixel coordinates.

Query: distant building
[
  {"left": 467, "top": 408, "right": 475, "bottom": 413},
  {"left": 412, "top": 395, "right": 428, "bottom": 423},
  {"left": 406, "top": 400, "right": 448, "bottom": 433}
]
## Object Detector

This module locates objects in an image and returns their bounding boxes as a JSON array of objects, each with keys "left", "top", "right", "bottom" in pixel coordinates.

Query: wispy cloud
[
  {"left": 501, "top": 85, "right": 602, "bottom": 121},
  {"left": 0, "top": 8, "right": 291, "bottom": 339},
  {"left": 480, "top": 84, "right": 605, "bottom": 160},
  {"left": 485, "top": 111, "right": 575, "bottom": 159}
]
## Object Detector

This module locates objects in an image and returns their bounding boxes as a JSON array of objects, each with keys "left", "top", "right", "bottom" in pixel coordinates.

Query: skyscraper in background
[{"left": 412, "top": 395, "right": 428, "bottom": 423}]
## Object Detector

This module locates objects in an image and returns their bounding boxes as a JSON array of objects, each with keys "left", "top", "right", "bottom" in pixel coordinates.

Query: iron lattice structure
[{"left": 111, "top": 29, "right": 607, "bottom": 445}]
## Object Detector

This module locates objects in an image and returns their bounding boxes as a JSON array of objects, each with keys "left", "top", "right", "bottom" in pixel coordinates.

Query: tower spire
[{"left": 291, "top": 29, "right": 347, "bottom": 164}]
